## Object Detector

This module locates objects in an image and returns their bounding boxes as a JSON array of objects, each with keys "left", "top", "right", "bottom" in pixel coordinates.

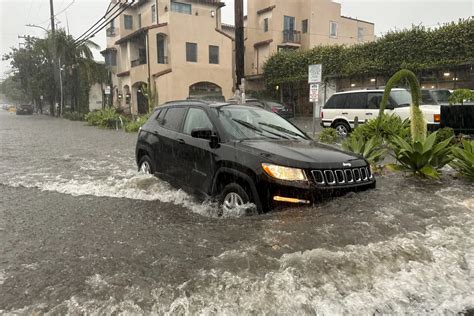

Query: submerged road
[{"left": 0, "top": 111, "right": 473, "bottom": 314}]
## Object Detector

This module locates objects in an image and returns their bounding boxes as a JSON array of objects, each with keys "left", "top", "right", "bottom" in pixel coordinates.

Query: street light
[{"left": 25, "top": 24, "right": 49, "bottom": 32}]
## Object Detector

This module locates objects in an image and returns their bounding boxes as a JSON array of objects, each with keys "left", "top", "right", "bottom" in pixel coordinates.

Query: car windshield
[
  {"left": 213, "top": 106, "right": 307, "bottom": 141},
  {"left": 390, "top": 90, "right": 413, "bottom": 107},
  {"left": 432, "top": 90, "right": 451, "bottom": 103}
]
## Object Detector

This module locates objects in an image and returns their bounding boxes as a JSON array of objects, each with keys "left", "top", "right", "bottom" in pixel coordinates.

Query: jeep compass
[{"left": 136, "top": 100, "right": 375, "bottom": 213}]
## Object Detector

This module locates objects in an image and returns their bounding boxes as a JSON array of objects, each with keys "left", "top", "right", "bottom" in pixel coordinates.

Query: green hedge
[{"left": 263, "top": 19, "right": 474, "bottom": 86}]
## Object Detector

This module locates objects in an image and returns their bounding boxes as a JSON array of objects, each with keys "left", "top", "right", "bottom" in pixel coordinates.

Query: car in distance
[
  {"left": 16, "top": 104, "right": 34, "bottom": 115},
  {"left": 135, "top": 100, "right": 375, "bottom": 214},
  {"left": 321, "top": 89, "right": 441, "bottom": 136},
  {"left": 228, "top": 98, "right": 294, "bottom": 119}
]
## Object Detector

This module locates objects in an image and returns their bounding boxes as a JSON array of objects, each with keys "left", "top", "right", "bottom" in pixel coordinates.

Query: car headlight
[{"left": 262, "top": 163, "right": 307, "bottom": 181}]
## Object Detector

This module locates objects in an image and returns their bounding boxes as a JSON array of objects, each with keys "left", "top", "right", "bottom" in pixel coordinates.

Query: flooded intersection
[{"left": 0, "top": 112, "right": 473, "bottom": 314}]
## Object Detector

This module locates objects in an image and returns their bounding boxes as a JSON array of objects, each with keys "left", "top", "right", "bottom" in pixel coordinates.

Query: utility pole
[
  {"left": 234, "top": 0, "right": 244, "bottom": 92},
  {"left": 50, "top": 0, "right": 58, "bottom": 116}
]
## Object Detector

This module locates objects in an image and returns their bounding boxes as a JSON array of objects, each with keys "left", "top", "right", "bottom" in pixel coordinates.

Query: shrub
[
  {"left": 351, "top": 114, "right": 410, "bottom": 143},
  {"left": 63, "top": 111, "right": 85, "bottom": 121},
  {"left": 342, "top": 135, "right": 386, "bottom": 166},
  {"left": 387, "top": 131, "right": 453, "bottom": 179},
  {"left": 449, "top": 89, "right": 474, "bottom": 105},
  {"left": 124, "top": 113, "right": 151, "bottom": 133},
  {"left": 318, "top": 128, "right": 338, "bottom": 144},
  {"left": 435, "top": 127, "right": 455, "bottom": 145},
  {"left": 449, "top": 139, "right": 474, "bottom": 180},
  {"left": 85, "top": 108, "right": 125, "bottom": 129}
]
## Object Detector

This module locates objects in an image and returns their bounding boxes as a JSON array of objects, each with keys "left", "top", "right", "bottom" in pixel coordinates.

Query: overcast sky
[{"left": 1, "top": 0, "right": 473, "bottom": 78}]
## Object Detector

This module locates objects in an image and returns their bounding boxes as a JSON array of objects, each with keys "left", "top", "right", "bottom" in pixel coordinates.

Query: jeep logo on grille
[{"left": 343, "top": 162, "right": 352, "bottom": 167}]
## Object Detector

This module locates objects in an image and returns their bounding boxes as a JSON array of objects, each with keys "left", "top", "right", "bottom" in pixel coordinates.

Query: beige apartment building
[
  {"left": 102, "top": 0, "right": 234, "bottom": 114},
  {"left": 245, "top": 0, "right": 375, "bottom": 82}
]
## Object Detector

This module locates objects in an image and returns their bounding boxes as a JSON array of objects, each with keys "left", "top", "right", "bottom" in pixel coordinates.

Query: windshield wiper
[
  {"left": 232, "top": 119, "right": 263, "bottom": 132},
  {"left": 232, "top": 119, "right": 284, "bottom": 139},
  {"left": 258, "top": 122, "right": 305, "bottom": 139}
]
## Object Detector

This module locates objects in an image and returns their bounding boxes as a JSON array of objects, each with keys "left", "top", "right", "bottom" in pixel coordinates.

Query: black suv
[{"left": 136, "top": 100, "right": 375, "bottom": 213}]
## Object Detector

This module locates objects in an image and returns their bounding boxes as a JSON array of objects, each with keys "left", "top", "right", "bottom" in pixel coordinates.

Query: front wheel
[
  {"left": 332, "top": 121, "right": 351, "bottom": 137},
  {"left": 219, "top": 183, "right": 252, "bottom": 215},
  {"left": 138, "top": 155, "right": 154, "bottom": 175}
]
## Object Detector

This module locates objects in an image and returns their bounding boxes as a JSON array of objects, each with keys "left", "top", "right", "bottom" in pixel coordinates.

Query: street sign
[
  {"left": 309, "top": 83, "right": 319, "bottom": 102},
  {"left": 308, "top": 64, "right": 322, "bottom": 83},
  {"left": 105, "top": 86, "right": 111, "bottom": 95}
]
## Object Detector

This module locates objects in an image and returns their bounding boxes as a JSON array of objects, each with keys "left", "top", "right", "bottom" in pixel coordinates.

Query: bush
[
  {"left": 63, "top": 111, "right": 85, "bottom": 121},
  {"left": 124, "top": 113, "right": 151, "bottom": 133},
  {"left": 449, "top": 89, "right": 474, "bottom": 105},
  {"left": 387, "top": 131, "right": 453, "bottom": 179},
  {"left": 351, "top": 114, "right": 410, "bottom": 143},
  {"left": 318, "top": 128, "right": 338, "bottom": 144},
  {"left": 85, "top": 108, "right": 126, "bottom": 129},
  {"left": 342, "top": 135, "right": 386, "bottom": 166},
  {"left": 449, "top": 139, "right": 474, "bottom": 180},
  {"left": 435, "top": 127, "right": 455, "bottom": 145}
]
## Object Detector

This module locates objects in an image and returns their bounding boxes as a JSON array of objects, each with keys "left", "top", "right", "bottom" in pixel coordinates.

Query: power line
[
  {"left": 73, "top": 1, "right": 123, "bottom": 44},
  {"left": 36, "top": 0, "right": 76, "bottom": 26},
  {"left": 74, "top": 1, "right": 135, "bottom": 47}
]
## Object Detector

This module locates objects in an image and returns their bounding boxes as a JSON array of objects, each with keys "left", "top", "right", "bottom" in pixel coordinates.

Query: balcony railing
[
  {"left": 282, "top": 30, "right": 301, "bottom": 44},
  {"left": 131, "top": 57, "right": 147, "bottom": 67},
  {"left": 106, "top": 27, "right": 117, "bottom": 37}
]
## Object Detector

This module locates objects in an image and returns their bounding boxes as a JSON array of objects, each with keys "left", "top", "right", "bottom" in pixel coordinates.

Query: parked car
[
  {"left": 228, "top": 98, "right": 294, "bottom": 119},
  {"left": 321, "top": 89, "right": 441, "bottom": 136},
  {"left": 16, "top": 104, "right": 34, "bottom": 115},
  {"left": 135, "top": 100, "right": 375, "bottom": 214}
]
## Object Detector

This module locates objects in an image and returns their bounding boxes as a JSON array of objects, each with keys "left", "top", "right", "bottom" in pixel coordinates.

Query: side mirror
[
  {"left": 191, "top": 128, "right": 213, "bottom": 140},
  {"left": 191, "top": 128, "right": 220, "bottom": 148}
]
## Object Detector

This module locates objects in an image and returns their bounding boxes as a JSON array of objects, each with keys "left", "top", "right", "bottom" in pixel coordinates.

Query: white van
[{"left": 321, "top": 89, "right": 441, "bottom": 136}]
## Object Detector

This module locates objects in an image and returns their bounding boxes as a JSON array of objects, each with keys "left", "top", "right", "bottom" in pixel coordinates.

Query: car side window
[
  {"left": 367, "top": 93, "right": 383, "bottom": 109},
  {"left": 183, "top": 108, "right": 214, "bottom": 135},
  {"left": 325, "top": 94, "right": 348, "bottom": 109},
  {"left": 161, "top": 107, "right": 187, "bottom": 132},
  {"left": 346, "top": 93, "right": 368, "bottom": 109},
  {"left": 421, "top": 91, "right": 435, "bottom": 104}
]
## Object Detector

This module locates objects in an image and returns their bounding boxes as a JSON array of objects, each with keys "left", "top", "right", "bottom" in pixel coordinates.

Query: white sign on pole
[
  {"left": 105, "top": 86, "right": 111, "bottom": 95},
  {"left": 309, "top": 83, "right": 319, "bottom": 102},
  {"left": 308, "top": 64, "right": 322, "bottom": 83}
]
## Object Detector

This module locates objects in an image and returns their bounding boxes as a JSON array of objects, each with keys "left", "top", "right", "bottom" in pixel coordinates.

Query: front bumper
[{"left": 257, "top": 171, "right": 376, "bottom": 208}]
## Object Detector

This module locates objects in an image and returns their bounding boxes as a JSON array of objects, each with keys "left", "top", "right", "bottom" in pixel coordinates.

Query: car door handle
[
  {"left": 152, "top": 131, "right": 159, "bottom": 136},
  {"left": 342, "top": 112, "right": 348, "bottom": 115},
  {"left": 177, "top": 138, "right": 185, "bottom": 145},
  {"left": 365, "top": 113, "right": 373, "bottom": 116}
]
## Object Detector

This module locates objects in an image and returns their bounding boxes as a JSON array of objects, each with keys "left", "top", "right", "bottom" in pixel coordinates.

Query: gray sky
[{"left": 1, "top": 0, "right": 473, "bottom": 78}]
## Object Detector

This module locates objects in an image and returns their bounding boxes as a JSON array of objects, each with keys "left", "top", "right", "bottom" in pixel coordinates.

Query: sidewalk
[{"left": 289, "top": 116, "right": 323, "bottom": 137}]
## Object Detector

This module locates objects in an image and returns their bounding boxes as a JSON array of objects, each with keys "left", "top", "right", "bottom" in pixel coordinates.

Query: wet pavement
[{"left": 0, "top": 111, "right": 473, "bottom": 314}]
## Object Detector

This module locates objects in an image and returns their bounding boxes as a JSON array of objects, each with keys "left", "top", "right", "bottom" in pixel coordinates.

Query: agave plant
[
  {"left": 342, "top": 135, "right": 386, "bottom": 166},
  {"left": 388, "top": 131, "right": 453, "bottom": 179},
  {"left": 449, "top": 140, "right": 474, "bottom": 180}
]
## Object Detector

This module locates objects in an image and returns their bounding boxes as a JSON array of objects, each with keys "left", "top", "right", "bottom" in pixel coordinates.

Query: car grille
[{"left": 311, "top": 167, "right": 373, "bottom": 186}]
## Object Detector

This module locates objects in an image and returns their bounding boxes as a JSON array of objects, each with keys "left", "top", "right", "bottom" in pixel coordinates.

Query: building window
[
  {"left": 358, "top": 27, "right": 364, "bottom": 42},
  {"left": 151, "top": 4, "right": 156, "bottom": 23},
  {"left": 138, "top": 14, "right": 142, "bottom": 28},
  {"left": 157, "top": 34, "right": 167, "bottom": 64},
  {"left": 110, "top": 19, "right": 115, "bottom": 28},
  {"left": 302, "top": 19, "right": 308, "bottom": 34},
  {"left": 124, "top": 15, "right": 133, "bottom": 30},
  {"left": 209, "top": 45, "right": 219, "bottom": 64},
  {"left": 263, "top": 18, "right": 269, "bottom": 32},
  {"left": 110, "top": 51, "right": 117, "bottom": 66},
  {"left": 171, "top": 1, "right": 192, "bottom": 15},
  {"left": 330, "top": 21, "right": 337, "bottom": 38},
  {"left": 186, "top": 42, "right": 197, "bottom": 62},
  {"left": 284, "top": 16, "right": 295, "bottom": 31}
]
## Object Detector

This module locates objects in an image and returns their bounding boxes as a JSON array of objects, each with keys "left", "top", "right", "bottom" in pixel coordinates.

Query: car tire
[
  {"left": 219, "top": 183, "right": 252, "bottom": 215},
  {"left": 333, "top": 121, "right": 351, "bottom": 137},
  {"left": 138, "top": 155, "right": 154, "bottom": 175}
]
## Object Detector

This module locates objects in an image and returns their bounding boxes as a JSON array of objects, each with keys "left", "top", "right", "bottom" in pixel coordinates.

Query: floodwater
[{"left": 0, "top": 111, "right": 473, "bottom": 314}]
